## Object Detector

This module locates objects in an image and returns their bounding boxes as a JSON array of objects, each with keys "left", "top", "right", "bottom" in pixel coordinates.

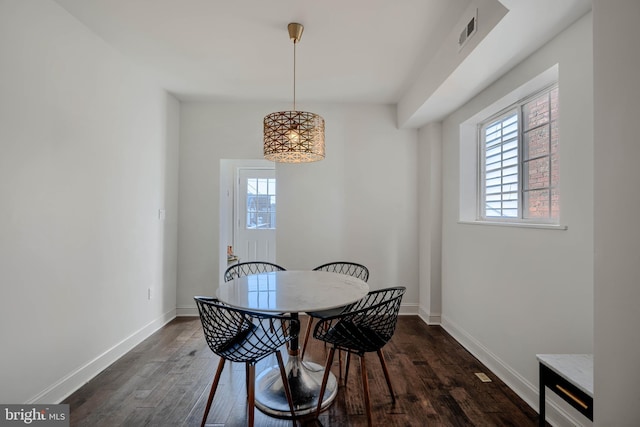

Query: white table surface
[
  {"left": 537, "top": 354, "right": 593, "bottom": 397},
  {"left": 216, "top": 270, "right": 369, "bottom": 313}
]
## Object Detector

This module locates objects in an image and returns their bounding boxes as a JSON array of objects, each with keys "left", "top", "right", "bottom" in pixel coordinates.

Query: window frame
[
  {"left": 245, "top": 177, "right": 276, "bottom": 230},
  {"left": 477, "top": 83, "right": 559, "bottom": 225}
]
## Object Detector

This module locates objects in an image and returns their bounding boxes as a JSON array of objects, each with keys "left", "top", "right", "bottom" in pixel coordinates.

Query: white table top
[
  {"left": 537, "top": 354, "right": 593, "bottom": 397},
  {"left": 216, "top": 270, "right": 369, "bottom": 313}
]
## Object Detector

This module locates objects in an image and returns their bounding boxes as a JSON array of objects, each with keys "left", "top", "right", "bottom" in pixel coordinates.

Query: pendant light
[{"left": 263, "top": 23, "right": 325, "bottom": 163}]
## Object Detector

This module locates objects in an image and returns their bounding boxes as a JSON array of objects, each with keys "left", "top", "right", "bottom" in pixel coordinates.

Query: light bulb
[{"left": 286, "top": 128, "right": 300, "bottom": 143}]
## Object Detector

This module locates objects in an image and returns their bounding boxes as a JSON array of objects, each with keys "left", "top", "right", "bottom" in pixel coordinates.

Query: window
[
  {"left": 246, "top": 177, "right": 276, "bottom": 229},
  {"left": 479, "top": 84, "right": 559, "bottom": 223}
]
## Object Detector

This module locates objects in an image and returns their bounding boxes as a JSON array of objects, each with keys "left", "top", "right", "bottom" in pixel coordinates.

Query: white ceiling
[{"left": 53, "top": 0, "right": 591, "bottom": 127}]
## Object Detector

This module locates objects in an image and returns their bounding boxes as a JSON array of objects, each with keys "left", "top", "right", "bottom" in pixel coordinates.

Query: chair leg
[
  {"left": 359, "top": 355, "right": 373, "bottom": 427},
  {"left": 315, "top": 347, "right": 336, "bottom": 417},
  {"left": 201, "top": 358, "right": 226, "bottom": 427},
  {"left": 377, "top": 349, "right": 396, "bottom": 402},
  {"left": 276, "top": 351, "right": 296, "bottom": 426},
  {"left": 247, "top": 363, "right": 256, "bottom": 427},
  {"left": 344, "top": 352, "right": 351, "bottom": 384},
  {"left": 301, "top": 316, "right": 314, "bottom": 359},
  {"left": 245, "top": 363, "right": 250, "bottom": 400}
]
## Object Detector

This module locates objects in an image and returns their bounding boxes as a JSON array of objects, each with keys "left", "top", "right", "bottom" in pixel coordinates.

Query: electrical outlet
[{"left": 475, "top": 372, "right": 492, "bottom": 382}]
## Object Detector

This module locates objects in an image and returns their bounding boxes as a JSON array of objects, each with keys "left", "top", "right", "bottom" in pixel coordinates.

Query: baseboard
[
  {"left": 29, "top": 308, "right": 176, "bottom": 404},
  {"left": 440, "top": 315, "right": 589, "bottom": 427},
  {"left": 418, "top": 306, "right": 441, "bottom": 325},
  {"left": 399, "top": 302, "right": 419, "bottom": 315},
  {"left": 176, "top": 305, "right": 199, "bottom": 317}
]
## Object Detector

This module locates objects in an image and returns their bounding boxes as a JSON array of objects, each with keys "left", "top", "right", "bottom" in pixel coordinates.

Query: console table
[{"left": 537, "top": 354, "right": 593, "bottom": 426}]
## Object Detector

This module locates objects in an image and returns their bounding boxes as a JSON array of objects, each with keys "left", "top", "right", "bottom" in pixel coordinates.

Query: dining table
[{"left": 216, "top": 269, "right": 369, "bottom": 418}]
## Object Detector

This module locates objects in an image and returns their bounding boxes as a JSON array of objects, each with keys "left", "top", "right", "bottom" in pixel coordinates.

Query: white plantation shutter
[{"left": 481, "top": 110, "right": 519, "bottom": 218}]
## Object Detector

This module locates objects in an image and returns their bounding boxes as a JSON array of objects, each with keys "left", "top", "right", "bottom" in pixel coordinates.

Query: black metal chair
[
  {"left": 313, "top": 287, "right": 406, "bottom": 427},
  {"left": 301, "top": 262, "right": 369, "bottom": 359},
  {"left": 224, "top": 261, "right": 286, "bottom": 282},
  {"left": 194, "top": 296, "right": 299, "bottom": 427}
]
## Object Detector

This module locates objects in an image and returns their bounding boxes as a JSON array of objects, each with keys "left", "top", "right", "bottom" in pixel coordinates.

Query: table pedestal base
[{"left": 255, "top": 354, "right": 337, "bottom": 418}]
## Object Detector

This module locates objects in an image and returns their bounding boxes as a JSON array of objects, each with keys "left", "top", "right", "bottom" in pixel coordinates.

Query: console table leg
[{"left": 539, "top": 363, "right": 546, "bottom": 427}]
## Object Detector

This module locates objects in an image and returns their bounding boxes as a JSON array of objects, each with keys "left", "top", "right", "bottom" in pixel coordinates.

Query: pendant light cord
[{"left": 292, "top": 40, "right": 297, "bottom": 111}]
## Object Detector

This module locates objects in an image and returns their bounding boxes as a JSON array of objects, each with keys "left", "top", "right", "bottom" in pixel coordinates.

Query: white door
[{"left": 235, "top": 168, "right": 276, "bottom": 263}]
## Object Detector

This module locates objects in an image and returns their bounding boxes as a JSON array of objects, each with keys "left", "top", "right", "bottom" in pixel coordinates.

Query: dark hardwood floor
[{"left": 64, "top": 316, "right": 541, "bottom": 426}]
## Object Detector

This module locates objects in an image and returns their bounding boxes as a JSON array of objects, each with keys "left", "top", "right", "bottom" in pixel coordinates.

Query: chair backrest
[
  {"left": 313, "top": 287, "right": 405, "bottom": 353},
  {"left": 194, "top": 296, "right": 298, "bottom": 363},
  {"left": 312, "top": 262, "right": 369, "bottom": 282},
  {"left": 224, "top": 261, "right": 286, "bottom": 282}
]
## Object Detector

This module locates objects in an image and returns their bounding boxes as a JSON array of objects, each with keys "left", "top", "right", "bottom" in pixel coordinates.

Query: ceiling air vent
[{"left": 458, "top": 9, "right": 478, "bottom": 50}]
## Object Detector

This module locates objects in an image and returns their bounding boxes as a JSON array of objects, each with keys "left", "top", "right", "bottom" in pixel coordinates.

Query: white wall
[
  {"left": 0, "top": 0, "right": 179, "bottom": 404},
  {"left": 177, "top": 102, "right": 268, "bottom": 314},
  {"left": 593, "top": 1, "right": 640, "bottom": 425},
  {"left": 177, "top": 102, "right": 419, "bottom": 313},
  {"left": 438, "top": 12, "right": 593, "bottom": 426}
]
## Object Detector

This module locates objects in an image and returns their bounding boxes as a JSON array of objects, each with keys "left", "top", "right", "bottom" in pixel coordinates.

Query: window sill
[{"left": 457, "top": 220, "right": 568, "bottom": 230}]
